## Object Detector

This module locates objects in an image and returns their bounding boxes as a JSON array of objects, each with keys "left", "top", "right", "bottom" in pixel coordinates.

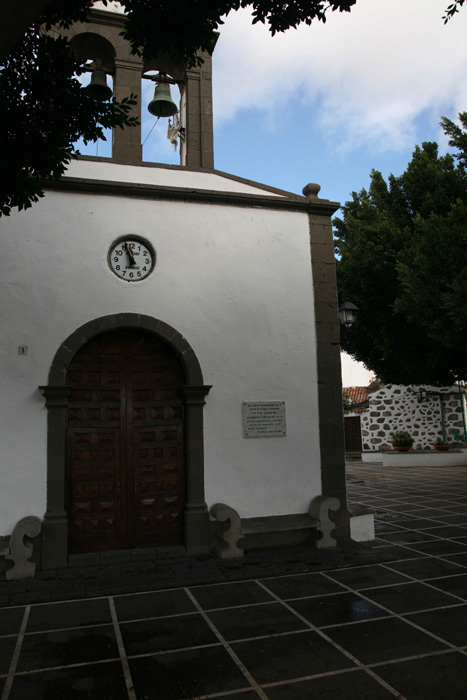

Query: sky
[
  {"left": 82, "top": 0, "right": 467, "bottom": 208},
  {"left": 83, "top": 0, "right": 467, "bottom": 208},
  {"left": 210, "top": 0, "right": 467, "bottom": 206}
]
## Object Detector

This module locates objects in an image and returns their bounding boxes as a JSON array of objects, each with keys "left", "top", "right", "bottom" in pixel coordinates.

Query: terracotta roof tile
[
  {"left": 343, "top": 386, "right": 369, "bottom": 413},
  {"left": 343, "top": 386, "right": 369, "bottom": 404}
]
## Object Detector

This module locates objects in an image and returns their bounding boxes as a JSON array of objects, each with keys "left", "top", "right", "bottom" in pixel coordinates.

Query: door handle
[{"left": 134, "top": 481, "right": 138, "bottom": 496}]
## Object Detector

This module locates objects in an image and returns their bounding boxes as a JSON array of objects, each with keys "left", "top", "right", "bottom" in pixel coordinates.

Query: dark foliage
[
  {"left": 335, "top": 114, "right": 467, "bottom": 386},
  {"left": 0, "top": 27, "right": 137, "bottom": 215},
  {"left": 443, "top": 0, "right": 466, "bottom": 22}
]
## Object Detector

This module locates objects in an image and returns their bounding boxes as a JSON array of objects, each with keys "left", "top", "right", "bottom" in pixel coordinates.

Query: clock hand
[{"left": 125, "top": 242, "right": 137, "bottom": 267}]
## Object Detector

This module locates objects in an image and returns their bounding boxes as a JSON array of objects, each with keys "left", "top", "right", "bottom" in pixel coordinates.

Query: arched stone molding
[
  {"left": 69, "top": 32, "right": 116, "bottom": 75},
  {"left": 40, "top": 314, "right": 211, "bottom": 569},
  {"left": 57, "top": 12, "right": 144, "bottom": 163}
]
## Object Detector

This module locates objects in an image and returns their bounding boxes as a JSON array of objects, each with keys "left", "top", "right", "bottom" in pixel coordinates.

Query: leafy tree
[
  {"left": 396, "top": 199, "right": 467, "bottom": 362},
  {"left": 335, "top": 114, "right": 467, "bottom": 386},
  {"left": 0, "top": 0, "right": 357, "bottom": 216},
  {"left": 441, "top": 111, "right": 467, "bottom": 168},
  {"left": 0, "top": 28, "right": 137, "bottom": 216},
  {"left": 443, "top": 0, "right": 466, "bottom": 22},
  {"left": 1, "top": 1, "right": 359, "bottom": 65}
]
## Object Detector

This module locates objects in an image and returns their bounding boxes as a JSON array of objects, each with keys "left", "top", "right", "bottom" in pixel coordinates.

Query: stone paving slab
[
  {"left": 0, "top": 541, "right": 390, "bottom": 607},
  {"left": 1, "top": 462, "right": 467, "bottom": 699}
]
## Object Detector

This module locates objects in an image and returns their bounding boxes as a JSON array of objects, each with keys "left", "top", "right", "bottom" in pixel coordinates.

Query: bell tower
[{"left": 63, "top": 6, "right": 217, "bottom": 170}]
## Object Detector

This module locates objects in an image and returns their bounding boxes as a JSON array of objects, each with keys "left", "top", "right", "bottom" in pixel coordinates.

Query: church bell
[
  {"left": 148, "top": 81, "right": 178, "bottom": 118},
  {"left": 84, "top": 70, "right": 113, "bottom": 101}
]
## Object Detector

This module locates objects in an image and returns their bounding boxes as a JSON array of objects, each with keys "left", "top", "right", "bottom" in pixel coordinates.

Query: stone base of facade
[
  {"left": 362, "top": 452, "right": 384, "bottom": 463},
  {"left": 1, "top": 497, "right": 349, "bottom": 579},
  {"left": 382, "top": 449, "right": 467, "bottom": 467},
  {"left": 349, "top": 505, "right": 375, "bottom": 542},
  {"left": 209, "top": 498, "right": 344, "bottom": 559},
  {"left": 361, "top": 449, "right": 467, "bottom": 467}
]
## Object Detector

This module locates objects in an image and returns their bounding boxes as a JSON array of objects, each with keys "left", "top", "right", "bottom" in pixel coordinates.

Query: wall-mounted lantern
[{"left": 338, "top": 300, "right": 359, "bottom": 329}]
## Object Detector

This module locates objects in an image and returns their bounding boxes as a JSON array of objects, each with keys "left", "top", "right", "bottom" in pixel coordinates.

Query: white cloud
[{"left": 213, "top": 0, "right": 467, "bottom": 155}]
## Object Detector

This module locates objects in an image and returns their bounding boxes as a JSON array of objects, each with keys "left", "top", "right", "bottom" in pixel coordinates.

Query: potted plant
[
  {"left": 433, "top": 437, "right": 451, "bottom": 452},
  {"left": 391, "top": 431, "right": 414, "bottom": 452}
]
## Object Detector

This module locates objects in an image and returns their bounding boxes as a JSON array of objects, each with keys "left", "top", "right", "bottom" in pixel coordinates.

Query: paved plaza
[{"left": 1, "top": 462, "right": 467, "bottom": 699}]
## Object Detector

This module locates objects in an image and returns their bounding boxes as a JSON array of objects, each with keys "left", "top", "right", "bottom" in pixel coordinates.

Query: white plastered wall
[
  {"left": 65, "top": 159, "right": 286, "bottom": 195},
  {"left": 0, "top": 164, "right": 321, "bottom": 533}
]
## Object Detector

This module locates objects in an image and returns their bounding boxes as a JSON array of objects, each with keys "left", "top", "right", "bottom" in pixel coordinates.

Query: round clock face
[{"left": 109, "top": 237, "right": 155, "bottom": 282}]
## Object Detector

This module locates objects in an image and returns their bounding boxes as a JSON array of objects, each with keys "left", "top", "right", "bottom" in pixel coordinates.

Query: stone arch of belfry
[{"left": 53, "top": 7, "right": 216, "bottom": 169}]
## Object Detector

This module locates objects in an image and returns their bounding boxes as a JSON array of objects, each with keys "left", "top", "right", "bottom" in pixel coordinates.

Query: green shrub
[{"left": 391, "top": 431, "right": 414, "bottom": 447}]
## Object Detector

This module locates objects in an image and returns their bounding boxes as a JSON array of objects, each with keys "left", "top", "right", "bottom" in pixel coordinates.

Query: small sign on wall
[{"left": 242, "top": 401, "right": 287, "bottom": 438}]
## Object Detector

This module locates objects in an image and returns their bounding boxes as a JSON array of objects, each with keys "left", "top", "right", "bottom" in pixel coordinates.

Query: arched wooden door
[{"left": 66, "top": 329, "right": 185, "bottom": 553}]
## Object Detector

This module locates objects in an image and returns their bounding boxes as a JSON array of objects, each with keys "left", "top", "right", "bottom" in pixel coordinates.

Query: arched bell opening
[
  {"left": 70, "top": 32, "right": 116, "bottom": 158},
  {"left": 141, "top": 68, "right": 183, "bottom": 165},
  {"left": 74, "top": 66, "right": 114, "bottom": 157}
]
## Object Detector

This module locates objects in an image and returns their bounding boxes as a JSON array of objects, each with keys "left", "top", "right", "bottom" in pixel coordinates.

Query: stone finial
[
  {"left": 302, "top": 183, "right": 321, "bottom": 199},
  {"left": 5, "top": 516, "right": 42, "bottom": 580},
  {"left": 210, "top": 503, "right": 244, "bottom": 558},
  {"left": 309, "top": 496, "right": 340, "bottom": 548}
]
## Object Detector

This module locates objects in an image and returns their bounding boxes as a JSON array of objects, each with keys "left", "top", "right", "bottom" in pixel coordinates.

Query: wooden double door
[{"left": 66, "top": 329, "right": 186, "bottom": 553}]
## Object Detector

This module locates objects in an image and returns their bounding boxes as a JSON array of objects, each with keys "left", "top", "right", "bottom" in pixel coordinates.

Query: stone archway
[{"left": 40, "top": 314, "right": 211, "bottom": 569}]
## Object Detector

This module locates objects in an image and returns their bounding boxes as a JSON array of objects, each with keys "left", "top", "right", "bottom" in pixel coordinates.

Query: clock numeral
[{"left": 111, "top": 239, "right": 153, "bottom": 280}]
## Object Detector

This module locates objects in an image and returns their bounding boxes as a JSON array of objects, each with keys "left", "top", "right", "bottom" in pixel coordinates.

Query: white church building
[{"left": 0, "top": 7, "right": 351, "bottom": 577}]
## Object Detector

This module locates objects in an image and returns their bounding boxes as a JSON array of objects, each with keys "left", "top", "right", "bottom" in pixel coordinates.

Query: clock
[{"left": 108, "top": 236, "right": 155, "bottom": 282}]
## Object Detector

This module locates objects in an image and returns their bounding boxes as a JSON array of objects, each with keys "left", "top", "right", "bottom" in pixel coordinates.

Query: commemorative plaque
[{"left": 242, "top": 401, "right": 287, "bottom": 438}]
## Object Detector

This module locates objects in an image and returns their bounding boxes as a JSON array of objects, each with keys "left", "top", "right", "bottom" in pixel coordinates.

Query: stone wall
[{"left": 361, "top": 384, "right": 466, "bottom": 451}]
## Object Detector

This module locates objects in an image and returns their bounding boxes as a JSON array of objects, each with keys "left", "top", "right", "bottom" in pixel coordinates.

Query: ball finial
[{"left": 302, "top": 183, "right": 321, "bottom": 198}]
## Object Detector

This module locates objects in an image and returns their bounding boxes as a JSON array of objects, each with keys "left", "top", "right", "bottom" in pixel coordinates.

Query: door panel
[
  {"left": 131, "top": 424, "right": 184, "bottom": 546},
  {"left": 66, "top": 330, "right": 185, "bottom": 553},
  {"left": 68, "top": 428, "right": 123, "bottom": 550},
  {"left": 344, "top": 416, "right": 363, "bottom": 452}
]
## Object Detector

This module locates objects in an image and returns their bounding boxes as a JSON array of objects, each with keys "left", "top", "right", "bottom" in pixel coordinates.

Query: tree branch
[{"left": 0, "top": 0, "right": 58, "bottom": 61}]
